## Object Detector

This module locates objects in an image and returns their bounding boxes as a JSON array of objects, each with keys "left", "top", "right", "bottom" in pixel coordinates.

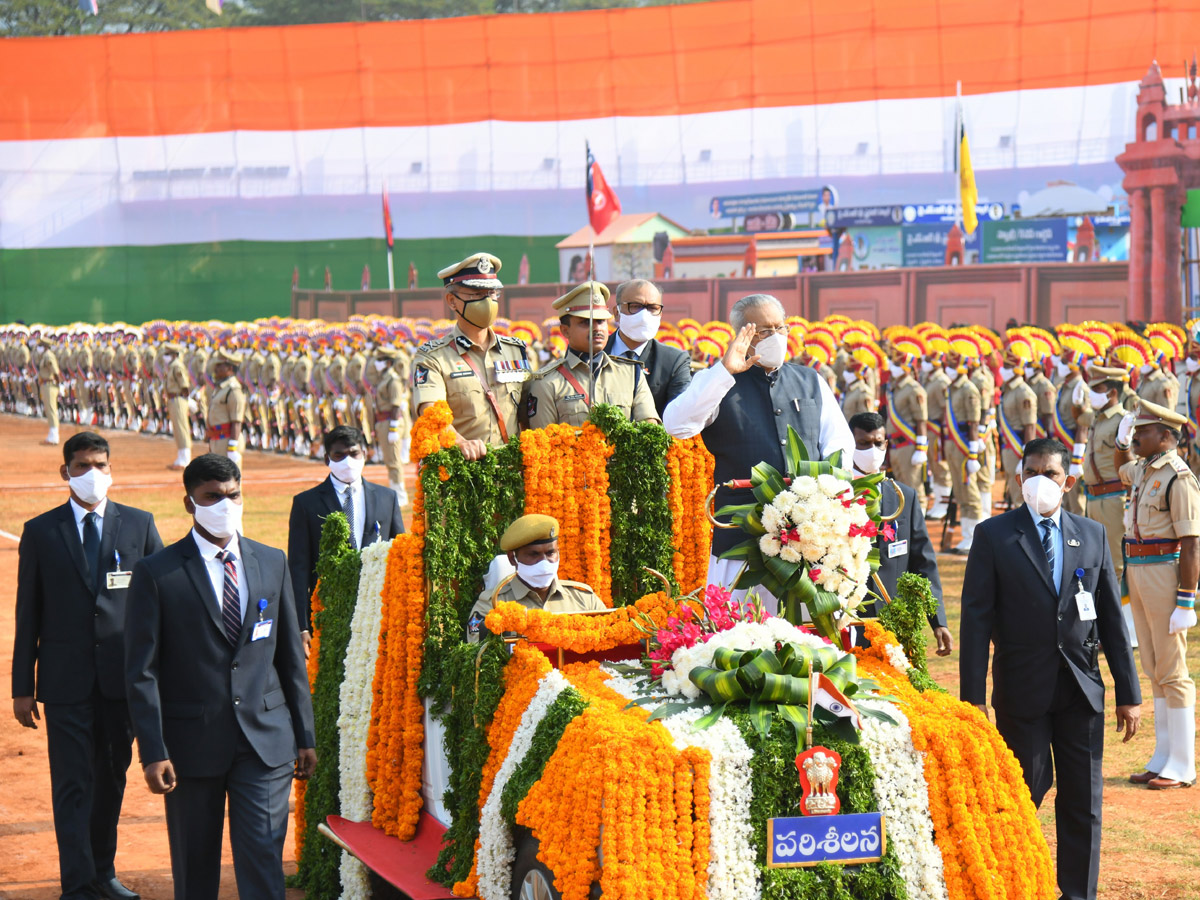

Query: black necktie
[
  {"left": 1040, "top": 518, "right": 1056, "bottom": 575},
  {"left": 83, "top": 512, "right": 101, "bottom": 590},
  {"left": 622, "top": 349, "right": 638, "bottom": 361},
  {"left": 217, "top": 550, "right": 242, "bottom": 646}
]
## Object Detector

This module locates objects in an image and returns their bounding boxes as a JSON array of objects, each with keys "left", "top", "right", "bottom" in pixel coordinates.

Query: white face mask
[
  {"left": 328, "top": 454, "right": 365, "bottom": 485},
  {"left": 1140, "top": 363, "right": 1153, "bottom": 375},
  {"left": 191, "top": 496, "right": 243, "bottom": 540},
  {"left": 373, "top": 359, "right": 389, "bottom": 371},
  {"left": 69, "top": 468, "right": 112, "bottom": 506},
  {"left": 1056, "top": 361, "right": 1070, "bottom": 379},
  {"left": 1187, "top": 357, "right": 1200, "bottom": 374},
  {"left": 843, "top": 368, "right": 858, "bottom": 385},
  {"left": 888, "top": 363, "right": 904, "bottom": 379},
  {"left": 852, "top": 445, "right": 887, "bottom": 474},
  {"left": 1088, "top": 388, "right": 1110, "bottom": 408},
  {"left": 619, "top": 308, "right": 661, "bottom": 345},
  {"left": 517, "top": 557, "right": 558, "bottom": 590},
  {"left": 998, "top": 366, "right": 1015, "bottom": 382},
  {"left": 1021, "top": 474, "right": 1064, "bottom": 517},
  {"left": 920, "top": 360, "right": 934, "bottom": 374},
  {"left": 754, "top": 332, "right": 788, "bottom": 369}
]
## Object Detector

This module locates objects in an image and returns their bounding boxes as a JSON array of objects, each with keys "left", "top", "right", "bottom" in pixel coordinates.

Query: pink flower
[
  {"left": 882, "top": 523, "right": 896, "bottom": 541},
  {"left": 808, "top": 567, "right": 822, "bottom": 581}
]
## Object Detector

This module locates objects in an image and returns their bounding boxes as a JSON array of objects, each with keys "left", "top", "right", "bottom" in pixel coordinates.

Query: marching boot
[
  {"left": 1122, "top": 602, "right": 1139, "bottom": 649},
  {"left": 391, "top": 481, "right": 409, "bottom": 507},
  {"left": 1131, "top": 698, "right": 1168, "bottom": 783},
  {"left": 954, "top": 517, "right": 978, "bottom": 553},
  {"left": 1148, "top": 705, "right": 1196, "bottom": 789},
  {"left": 42, "top": 426, "right": 59, "bottom": 445},
  {"left": 926, "top": 484, "right": 950, "bottom": 520},
  {"left": 400, "top": 436, "right": 412, "bottom": 466},
  {"left": 169, "top": 448, "right": 191, "bottom": 470}
]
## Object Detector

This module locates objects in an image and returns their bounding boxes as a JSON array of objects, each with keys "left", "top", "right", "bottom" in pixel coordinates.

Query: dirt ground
[{"left": 0, "top": 413, "right": 1196, "bottom": 899}]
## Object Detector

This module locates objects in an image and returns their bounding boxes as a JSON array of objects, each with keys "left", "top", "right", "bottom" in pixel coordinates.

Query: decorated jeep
[{"left": 291, "top": 402, "right": 1056, "bottom": 900}]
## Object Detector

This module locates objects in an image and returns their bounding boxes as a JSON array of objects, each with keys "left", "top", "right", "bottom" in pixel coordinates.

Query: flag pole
[
  {"left": 587, "top": 237, "right": 596, "bottom": 412},
  {"left": 954, "top": 81, "right": 962, "bottom": 231},
  {"left": 387, "top": 249, "right": 395, "bottom": 291},
  {"left": 384, "top": 179, "right": 395, "bottom": 290}
]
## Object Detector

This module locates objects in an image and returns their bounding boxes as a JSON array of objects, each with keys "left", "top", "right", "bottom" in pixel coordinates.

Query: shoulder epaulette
[
  {"left": 608, "top": 353, "right": 640, "bottom": 365},
  {"left": 533, "top": 358, "right": 565, "bottom": 378},
  {"left": 560, "top": 579, "right": 596, "bottom": 593},
  {"left": 498, "top": 334, "right": 527, "bottom": 347},
  {"left": 416, "top": 336, "right": 451, "bottom": 354},
  {"left": 1168, "top": 455, "right": 1192, "bottom": 475}
]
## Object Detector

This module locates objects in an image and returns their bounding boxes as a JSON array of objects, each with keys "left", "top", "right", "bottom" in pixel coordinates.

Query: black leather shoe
[{"left": 93, "top": 878, "right": 139, "bottom": 900}]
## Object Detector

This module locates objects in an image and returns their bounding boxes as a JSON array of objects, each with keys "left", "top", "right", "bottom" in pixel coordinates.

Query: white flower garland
[
  {"left": 601, "top": 665, "right": 760, "bottom": 900},
  {"left": 858, "top": 700, "right": 949, "bottom": 900},
  {"left": 477, "top": 669, "right": 572, "bottom": 900},
  {"left": 336, "top": 540, "right": 391, "bottom": 900}
]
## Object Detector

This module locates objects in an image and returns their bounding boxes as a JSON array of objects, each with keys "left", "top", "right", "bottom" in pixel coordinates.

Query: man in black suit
[
  {"left": 605, "top": 279, "right": 692, "bottom": 417},
  {"left": 13, "top": 431, "right": 163, "bottom": 900},
  {"left": 287, "top": 425, "right": 405, "bottom": 646},
  {"left": 846, "top": 413, "right": 952, "bottom": 654},
  {"left": 961, "top": 437, "right": 1141, "bottom": 900},
  {"left": 125, "top": 454, "right": 316, "bottom": 900}
]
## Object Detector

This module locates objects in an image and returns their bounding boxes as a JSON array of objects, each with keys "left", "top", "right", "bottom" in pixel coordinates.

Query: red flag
[
  {"left": 382, "top": 184, "right": 394, "bottom": 250},
  {"left": 586, "top": 142, "right": 621, "bottom": 235}
]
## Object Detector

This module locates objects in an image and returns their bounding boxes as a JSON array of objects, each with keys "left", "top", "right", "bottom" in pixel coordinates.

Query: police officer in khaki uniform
[
  {"left": 412, "top": 253, "right": 532, "bottom": 459},
  {"left": 945, "top": 343, "right": 985, "bottom": 551},
  {"left": 1055, "top": 353, "right": 1091, "bottom": 515},
  {"left": 884, "top": 344, "right": 929, "bottom": 506},
  {"left": 996, "top": 347, "right": 1038, "bottom": 507},
  {"left": 373, "top": 346, "right": 408, "bottom": 504},
  {"left": 37, "top": 335, "right": 61, "bottom": 445},
  {"left": 466, "top": 514, "right": 606, "bottom": 643},
  {"left": 923, "top": 351, "right": 954, "bottom": 519},
  {"left": 526, "top": 282, "right": 658, "bottom": 429},
  {"left": 1137, "top": 356, "right": 1180, "bottom": 412},
  {"left": 1026, "top": 356, "right": 1057, "bottom": 437},
  {"left": 1120, "top": 399, "right": 1199, "bottom": 789},
  {"left": 207, "top": 349, "right": 246, "bottom": 466},
  {"left": 163, "top": 342, "right": 193, "bottom": 470},
  {"left": 841, "top": 357, "right": 877, "bottom": 419}
]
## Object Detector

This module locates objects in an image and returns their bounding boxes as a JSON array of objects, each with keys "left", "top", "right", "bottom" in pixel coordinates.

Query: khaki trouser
[
  {"left": 374, "top": 420, "right": 403, "bottom": 485},
  {"left": 889, "top": 443, "right": 926, "bottom": 508},
  {"left": 1063, "top": 479, "right": 1086, "bottom": 515},
  {"left": 40, "top": 382, "right": 58, "bottom": 429},
  {"left": 975, "top": 430, "right": 996, "bottom": 512},
  {"left": 946, "top": 444, "right": 983, "bottom": 519},
  {"left": 1001, "top": 446, "right": 1023, "bottom": 507},
  {"left": 1126, "top": 559, "right": 1196, "bottom": 708},
  {"left": 76, "top": 377, "right": 91, "bottom": 414},
  {"left": 929, "top": 431, "right": 952, "bottom": 489},
  {"left": 209, "top": 437, "right": 235, "bottom": 457},
  {"left": 169, "top": 396, "right": 192, "bottom": 450},
  {"left": 1083, "top": 490, "right": 1125, "bottom": 578}
]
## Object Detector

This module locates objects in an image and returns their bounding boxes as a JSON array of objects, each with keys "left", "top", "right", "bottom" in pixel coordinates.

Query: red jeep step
[{"left": 320, "top": 813, "right": 460, "bottom": 900}]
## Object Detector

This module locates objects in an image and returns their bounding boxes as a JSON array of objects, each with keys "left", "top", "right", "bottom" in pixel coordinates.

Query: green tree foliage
[{"left": 1, "top": 0, "right": 232, "bottom": 37}]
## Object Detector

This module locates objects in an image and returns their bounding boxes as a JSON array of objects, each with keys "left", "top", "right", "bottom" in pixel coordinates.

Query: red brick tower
[{"left": 1116, "top": 60, "right": 1200, "bottom": 322}]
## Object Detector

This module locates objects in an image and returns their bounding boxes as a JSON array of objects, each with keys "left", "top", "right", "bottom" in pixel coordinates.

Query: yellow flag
[{"left": 959, "top": 116, "right": 978, "bottom": 235}]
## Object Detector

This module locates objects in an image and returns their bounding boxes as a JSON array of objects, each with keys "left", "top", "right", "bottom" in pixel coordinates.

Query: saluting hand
[{"left": 721, "top": 324, "right": 760, "bottom": 375}]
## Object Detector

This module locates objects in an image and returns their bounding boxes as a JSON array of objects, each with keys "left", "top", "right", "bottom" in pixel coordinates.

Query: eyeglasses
[
  {"left": 451, "top": 289, "right": 500, "bottom": 303},
  {"left": 750, "top": 325, "right": 789, "bottom": 341},
  {"left": 619, "top": 302, "right": 664, "bottom": 317}
]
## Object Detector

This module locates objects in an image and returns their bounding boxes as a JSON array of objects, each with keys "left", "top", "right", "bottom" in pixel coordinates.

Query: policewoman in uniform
[
  {"left": 944, "top": 340, "right": 985, "bottom": 552},
  {"left": 525, "top": 282, "right": 659, "bottom": 429},
  {"left": 884, "top": 339, "right": 930, "bottom": 507},
  {"left": 466, "top": 514, "right": 606, "bottom": 643},
  {"left": 411, "top": 253, "right": 532, "bottom": 460},
  {"left": 207, "top": 350, "right": 246, "bottom": 467},
  {"left": 1119, "top": 399, "right": 1199, "bottom": 789},
  {"left": 38, "top": 334, "right": 61, "bottom": 445},
  {"left": 163, "top": 342, "right": 193, "bottom": 470},
  {"left": 996, "top": 343, "right": 1038, "bottom": 507}
]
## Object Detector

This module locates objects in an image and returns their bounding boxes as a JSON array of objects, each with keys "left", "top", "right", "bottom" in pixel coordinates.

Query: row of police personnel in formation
[{"left": 6, "top": 252, "right": 1198, "bottom": 900}]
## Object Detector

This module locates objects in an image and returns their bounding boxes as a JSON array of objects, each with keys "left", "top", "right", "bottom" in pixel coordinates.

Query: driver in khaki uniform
[
  {"left": 411, "top": 253, "right": 532, "bottom": 460},
  {"left": 466, "top": 514, "right": 606, "bottom": 643},
  {"left": 525, "top": 282, "right": 659, "bottom": 429}
]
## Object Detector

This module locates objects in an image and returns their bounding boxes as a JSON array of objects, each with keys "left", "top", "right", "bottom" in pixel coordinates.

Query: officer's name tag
[
  {"left": 450, "top": 370, "right": 474, "bottom": 378},
  {"left": 1075, "top": 590, "right": 1097, "bottom": 621},
  {"left": 564, "top": 393, "right": 585, "bottom": 402},
  {"left": 251, "top": 619, "right": 274, "bottom": 641},
  {"left": 887, "top": 540, "right": 908, "bottom": 559},
  {"left": 106, "top": 571, "right": 132, "bottom": 590}
]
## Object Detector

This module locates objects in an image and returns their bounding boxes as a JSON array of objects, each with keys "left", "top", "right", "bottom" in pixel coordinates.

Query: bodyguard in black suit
[
  {"left": 846, "top": 413, "right": 952, "bottom": 654},
  {"left": 287, "top": 425, "right": 405, "bottom": 640},
  {"left": 960, "top": 437, "right": 1141, "bottom": 900},
  {"left": 125, "top": 454, "right": 316, "bottom": 900},
  {"left": 13, "top": 432, "right": 163, "bottom": 900},
  {"left": 605, "top": 279, "right": 691, "bottom": 417}
]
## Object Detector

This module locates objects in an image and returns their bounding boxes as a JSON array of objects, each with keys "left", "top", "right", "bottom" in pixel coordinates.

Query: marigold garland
[
  {"left": 854, "top": 622, "right": 1056, "bottom": 900},
  {"left": 410, "top": 399, "right": 457, "bottom": 461},
  {"left": 520, "top": 423, "right": 613, "bottom": 603},
  {"left": 293, "top": 580, "right": 323, "bottom": 860},
  {"left": 667, "top": 436, "right": 715, "bottom": 594},
  {"left": 482, "top": 591, "right": 684, "bottom": 652}
]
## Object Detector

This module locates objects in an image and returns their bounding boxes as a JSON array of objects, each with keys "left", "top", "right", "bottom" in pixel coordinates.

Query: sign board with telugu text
[
  {"left": 980, "top": 219, "right": 1068, "bottom": 263},
  {"left": 767, "top": 812, "right": 887, "bottom": 868}
]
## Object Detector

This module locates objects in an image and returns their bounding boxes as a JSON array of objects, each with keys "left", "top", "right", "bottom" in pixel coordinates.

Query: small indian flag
[
  {"left": 206, "top": 0, "right": 223, "bottom": 14},
  {"left": 78, "top": 0, "right": 98, "bottom": 14}
]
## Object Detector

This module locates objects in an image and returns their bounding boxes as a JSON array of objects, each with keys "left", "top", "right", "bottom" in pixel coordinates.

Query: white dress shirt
[
  {"left": 191, "top": 529, "right": 249, "bottom": 621},
  {"left": 330, "top": 475, "right": 365, "bottom": 546},
  {"left": 1028, "top": 502, "right": 1065, "bottom": 593},
  {"left": 662, "top": 362, "right": 855, "bottom": 461},
  {"left": 612, "top": 333, "right": 648, "bottom": 359},
  {"left": 69, "top": 496, "right": 107, "bottom": 543}
]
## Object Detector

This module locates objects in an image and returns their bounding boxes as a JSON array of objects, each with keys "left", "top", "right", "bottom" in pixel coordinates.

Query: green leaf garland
[
  {"left": 499, "top": 687, "right": 588, "bottom": 826},
  {"left": 878, "top": 572, "right": 939, "bottom": 677},
  {"left": 588, "top": 403, "right": 678, "bottom": 604},
  {"left": 295, "top": 512, "right": 361, "bottom": 900}
]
